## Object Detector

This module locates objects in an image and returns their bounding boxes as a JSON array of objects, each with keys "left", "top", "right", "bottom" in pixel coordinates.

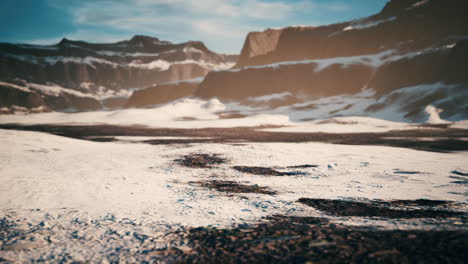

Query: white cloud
[{"left": 41, "top": 0, "right": 353, "bottom": 53}]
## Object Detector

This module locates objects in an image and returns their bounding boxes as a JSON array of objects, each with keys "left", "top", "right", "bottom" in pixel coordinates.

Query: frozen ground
[
  {"left": 0, "top": 91, "right": 467, "bottom": 262},
  {"left": 0, "top": 128, "right": 467, "bottom": 262}
]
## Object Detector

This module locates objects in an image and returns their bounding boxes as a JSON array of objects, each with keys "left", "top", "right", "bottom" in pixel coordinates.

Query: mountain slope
[{"left": 0, "top": 35, "right": 237, "bottom": 112}]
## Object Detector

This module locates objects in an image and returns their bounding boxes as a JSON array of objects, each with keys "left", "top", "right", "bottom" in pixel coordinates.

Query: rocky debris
[
  {"left": 298, "top": 198, "right": 466, "bottom": 218},
  {"left": 190, "top": 180, "right": 277, "bottom": 195},
  {"left": 175, "top": 154, "right": 227, "bottom": 168},
  {"left": 233, "top": 166, "right": 307, "bottom": 176},
  {"left": 178, "top": 215, "right": 467, "bottom": 263}
]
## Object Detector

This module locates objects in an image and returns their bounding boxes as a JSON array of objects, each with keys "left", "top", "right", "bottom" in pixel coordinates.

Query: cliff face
[
  {"left": 235, "top": 0, "right": 468, "bottom": 67},
  {"left": 236, "top": 28, "right": 284, "bottom": 67},
  {"left": 0, "top": 35, "right": 237, "bottom": 112}
]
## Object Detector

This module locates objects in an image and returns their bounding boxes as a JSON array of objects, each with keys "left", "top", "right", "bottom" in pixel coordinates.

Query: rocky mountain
[
  {"left": 128, "top": 0, "right": 467, "bottom": 122},
  {"left": 0, "top": 35, "right": 236, "bottom": 113}
]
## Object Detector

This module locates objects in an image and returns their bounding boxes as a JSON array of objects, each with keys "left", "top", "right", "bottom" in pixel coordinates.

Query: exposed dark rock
[
  {"left": 298, "top": 198, "right": 465, "bottom": 218},
  {"left": 389, "top": 199, "right": 453, "bottom": 206},
  {"left": 233, "top": 166, "right": 307, "bottom": 176},
  {"left": 175, "top": 154, "right": 227, "bottom": 168},
  {"left": 452, "top": 170, "right": 468, "bottom": 177},
  {"left": 190, "top": 180, "right": 276, "bottom": 195},
  {"left": 287, "top": 164, "right": 319, "bottom": 168}
]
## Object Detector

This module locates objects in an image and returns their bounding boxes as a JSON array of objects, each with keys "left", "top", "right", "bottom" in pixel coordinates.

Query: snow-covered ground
[
  {"left": 0, "top": 128, "right": 467, "bottom": 261},
  {"left": 1, "top": 80, "right": 467, "bottom": 261}
]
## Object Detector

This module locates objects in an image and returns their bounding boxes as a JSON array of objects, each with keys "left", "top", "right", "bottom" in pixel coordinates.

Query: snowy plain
[{"left": 0, "top": 126, "right": 467, "bottom": 261}]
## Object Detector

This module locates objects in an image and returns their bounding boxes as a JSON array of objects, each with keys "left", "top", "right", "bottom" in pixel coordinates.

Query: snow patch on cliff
[{"left": 343, "top": 17, "right": 397, "bottom": 31}]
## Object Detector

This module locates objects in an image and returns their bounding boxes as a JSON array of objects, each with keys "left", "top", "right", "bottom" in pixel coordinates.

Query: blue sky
[{"left": 0, "top": 0, "right": 389, "bottom": 53}]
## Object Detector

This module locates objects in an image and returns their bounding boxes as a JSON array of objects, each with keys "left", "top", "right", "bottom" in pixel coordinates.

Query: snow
[
  {"left": 424, "top": 105, "right": 451, "bottom": 125},
  {"left": 128, "top": 59, "right": 172, "bottom": 70},
  {"left": 111, "top": 136, "right": 214, "bottom": 141},
  {"left": 0, "top": 105, "right": 48, "bottom": 114},
  {"left": 150, "top": 77, "right": 205, "bottom": 88},
  {"left": 446, "top": 43, "right": 457, "bottom": 49},
  {"left": 183, "top": 47, "right": 203, "bottom": 54},
  {"left": 451, "top": 120, "right": 468, "bottom": 130},
  {"left": 0, "top": 128, "right": 466, "bottom": 228},
  {"left": 221, "top": 49, "right": 399, "bottom": 73},
  {"left": 79, "top": 82, "right": 93, "bottom": 90},
  {"left": 1, "top": 82, "right": 466, "bottom": 132},
  {"left": 44, "top": 56, "right": 118, "bottom": 68},
  {"left": 409, "top": 0, "right": 430, "bottom": 9},
  {"left": 1, "top": 129, "right": 466, "bottom": 217},
  {"left": 28, "top": 83, "right": 95, "bottom": 98},
  {"left": 0, "top": 81, "right": 31, "bottom": 93},
  {"left": 248, "top": 92, "right": 292, "bottom": 102},
  {"left": 263, "top": 117, "right": 413, "bottom": 133},
  {"left": 0, "top": 81, "right": 467, "bottom": 260},
  {"left": 1, "top": 53, "right": 234, "bottom": 71},
  {"left": 343, "top": 17, "right": 397, "bottom": 31},
  {"left": 95, "top": 50, "right": 160, "bottom": 57},
  {"left": 223, "top": 43, "right": 455, "bottom": 74}
]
